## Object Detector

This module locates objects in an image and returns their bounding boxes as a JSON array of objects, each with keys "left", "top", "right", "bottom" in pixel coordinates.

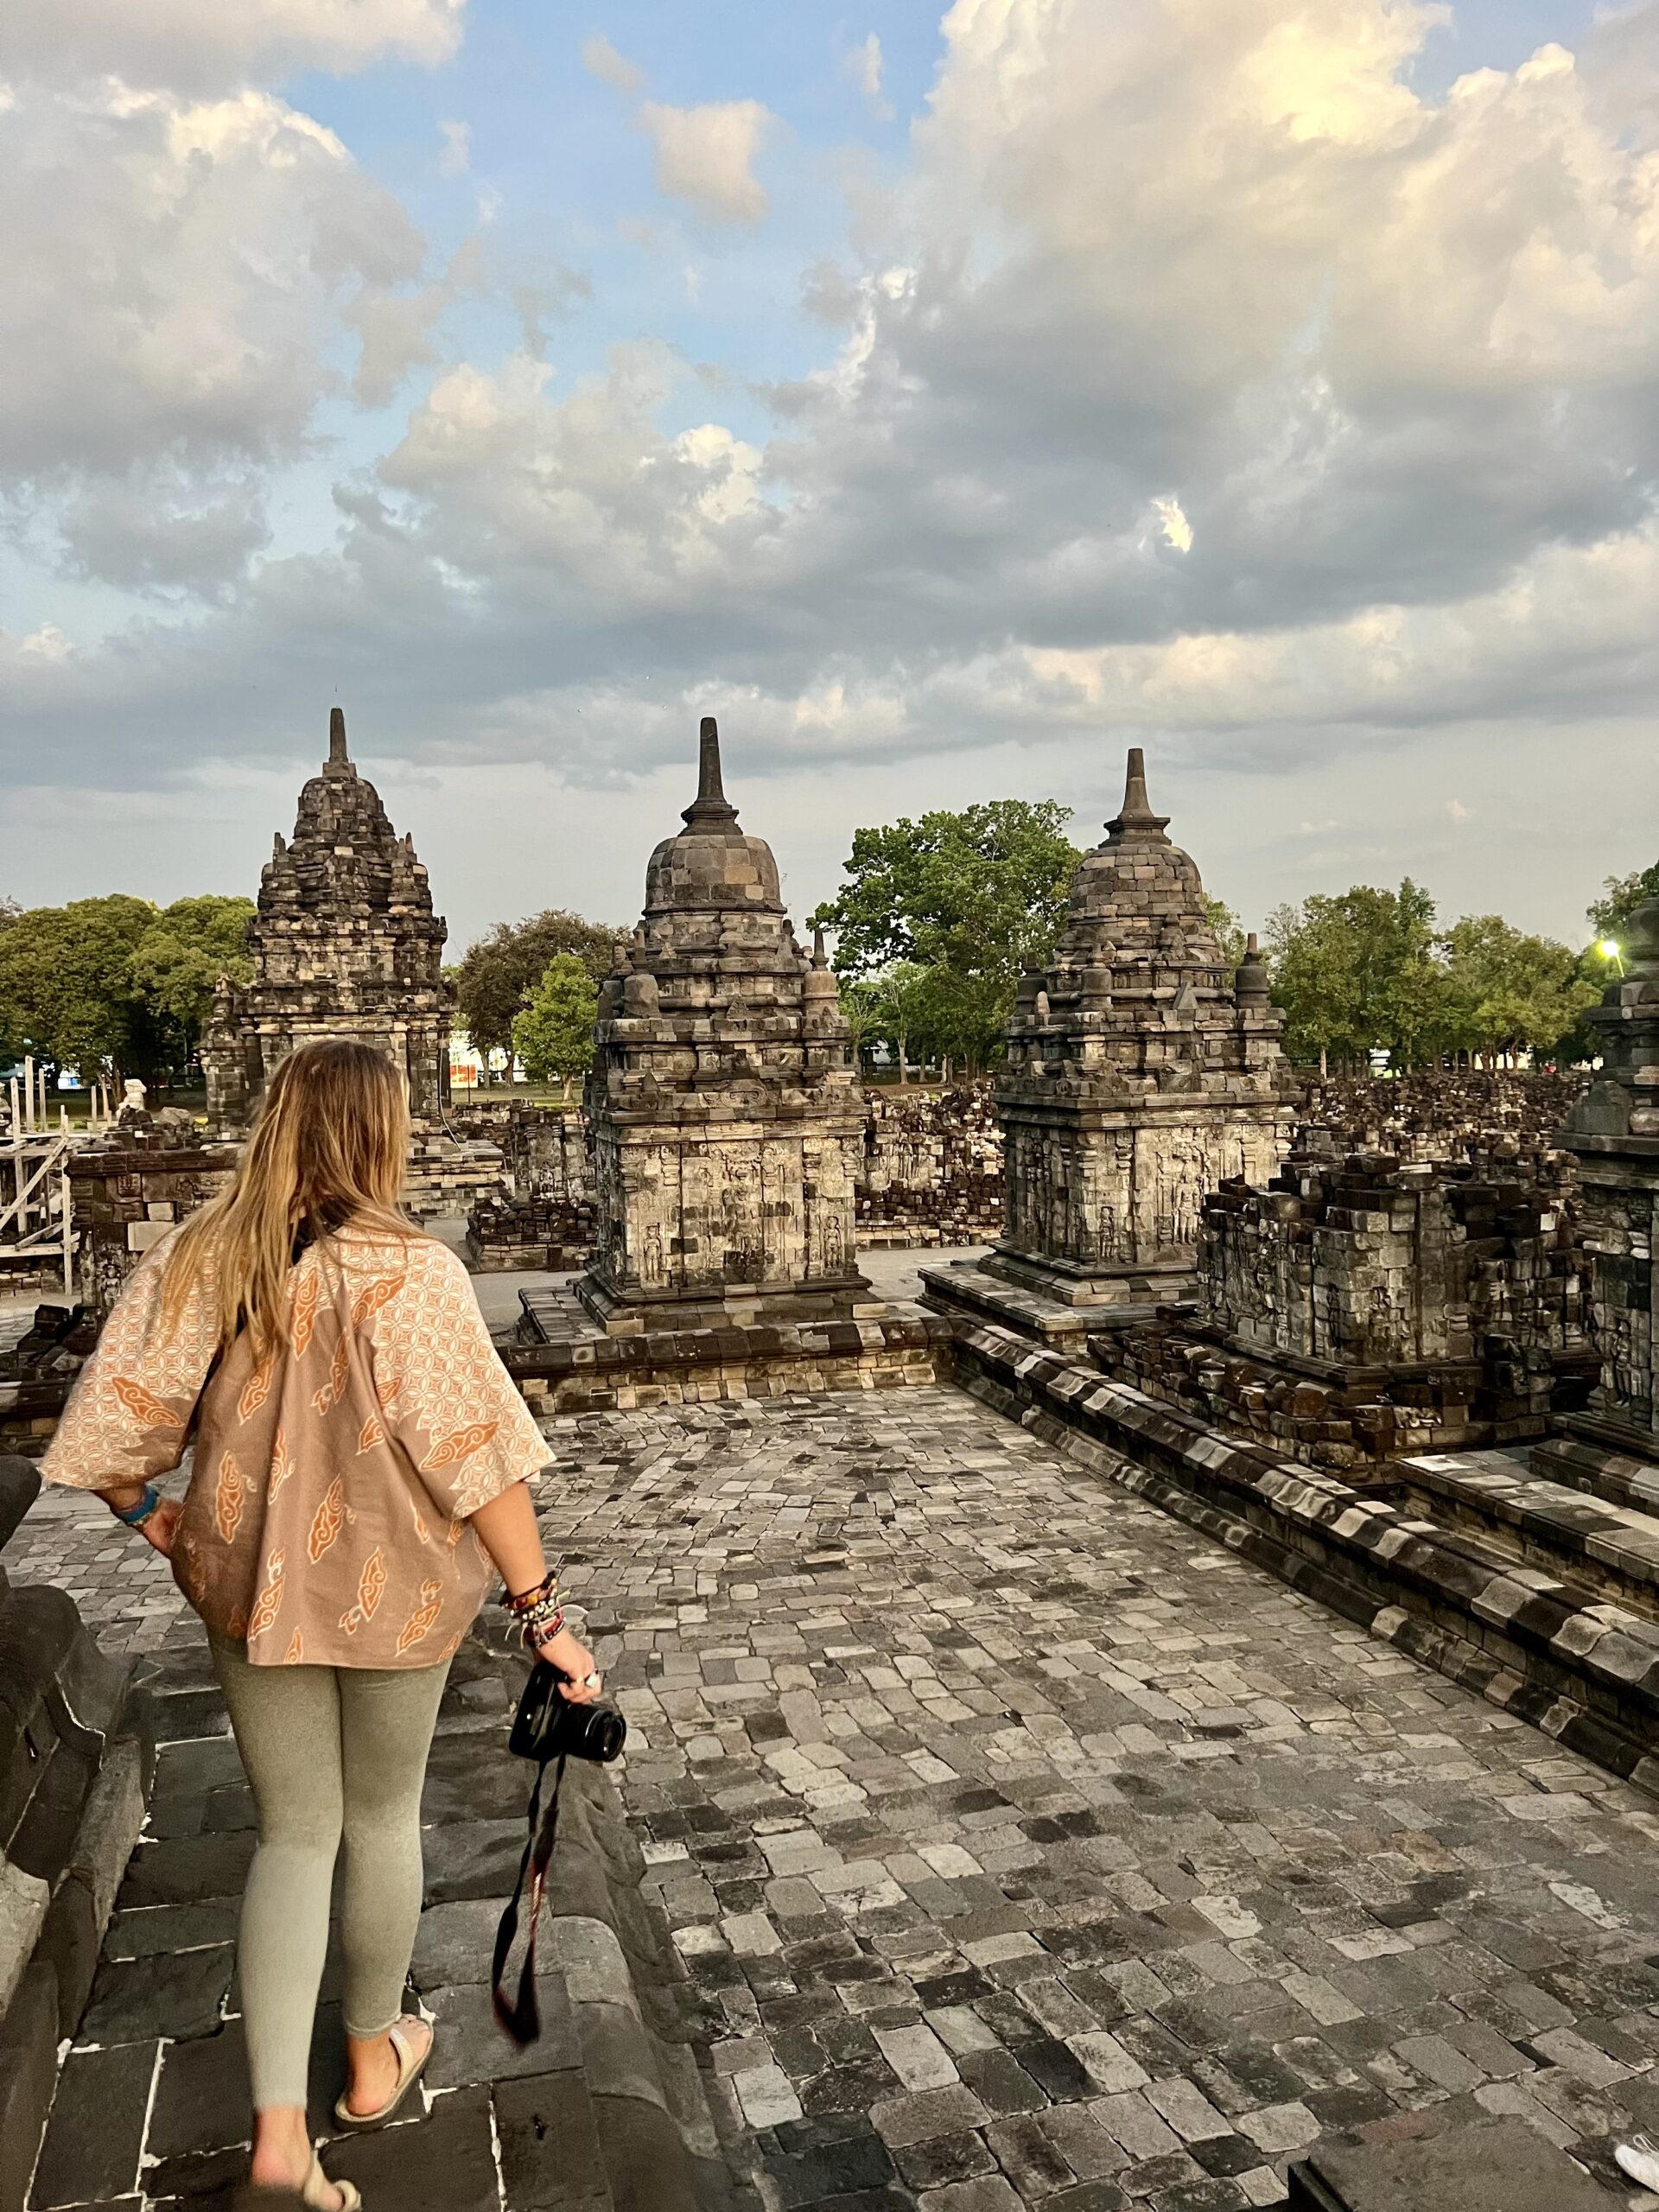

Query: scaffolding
[{"left": 2, "top": 1058, "right": 76, "bottom": 1298}]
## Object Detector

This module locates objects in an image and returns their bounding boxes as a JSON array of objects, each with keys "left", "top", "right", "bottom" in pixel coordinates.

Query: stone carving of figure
[{"left": 117, "top": 1078, "right": 148, "bottom": 1122}]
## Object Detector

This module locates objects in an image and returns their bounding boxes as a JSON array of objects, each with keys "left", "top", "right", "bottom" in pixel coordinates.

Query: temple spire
[
  {"left": 327, "top": 705, "right": 351, "bottom": 770},
  {"left": 683, "top": 715, "right": 740, "bottom": 829},
  {"left": 1106, "top": 746, "right": 1170, "bottom": 842}
]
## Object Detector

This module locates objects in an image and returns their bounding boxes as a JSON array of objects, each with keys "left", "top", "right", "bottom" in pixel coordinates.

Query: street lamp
[{"left": 1600, "top": 939, "right": 1625, "bottom": 976}]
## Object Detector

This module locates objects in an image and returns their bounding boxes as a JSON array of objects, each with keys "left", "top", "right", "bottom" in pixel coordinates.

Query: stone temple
[
  {"left": 200, "top": 709, "right": 451, "bottom": 1131},
  {"left": 575, "top": 716, "right": 870, "bottom": 1332},
  {"left": 936, "top": 747, "right": 1299, "bottom": 1332}
]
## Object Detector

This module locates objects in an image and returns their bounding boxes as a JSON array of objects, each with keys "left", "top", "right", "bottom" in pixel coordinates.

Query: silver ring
[{"left": 582, "top": 1672, "right": 602, "bottom": 1689}]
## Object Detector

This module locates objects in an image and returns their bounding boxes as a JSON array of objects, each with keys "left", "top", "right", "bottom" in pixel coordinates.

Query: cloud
[
  {"left": 0, "top": 79, "right": 435, "bottom": 591},
  {"left": 438, "top": 118, "right": 470, "bottom": 175},
  {"left": 581, "top": 33, "right": 643, "bottom": 94},
  {"left": 845, "top": 32, "right": 893, "bottom": 118},
  {"left": 638, "top": 99, "right": 772, "bottom": 226},
  {"left": 0, "top": 0, "right": 466, "bottom": 94},
  {"left": 4, "top": 0, "right": 1659, "bottom": 948}
]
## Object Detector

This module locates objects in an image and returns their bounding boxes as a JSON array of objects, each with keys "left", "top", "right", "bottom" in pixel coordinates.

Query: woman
[{"left": 42, "top": 1042, "right": 598, "bottom": 2210}]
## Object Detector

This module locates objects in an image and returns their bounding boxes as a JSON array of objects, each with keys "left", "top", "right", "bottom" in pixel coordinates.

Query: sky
[{"left": 2, "top": 0, "right": 1656, "bottom": 953}]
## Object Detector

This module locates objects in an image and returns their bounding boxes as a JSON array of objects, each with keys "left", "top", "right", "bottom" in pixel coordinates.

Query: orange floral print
[
  {"left": 311, "top": 1328, "right": 353, "bottom": 1418},
  {"left": 111, "top": 1375, "right": 181, "bottom": 1430},
  {"left": 422, "top": 1421, "right": 499, "bottom": 1473},
  {"left": 213, "top": 1452, "right": 244, "bottom": 1544},
  {"left": 396, "top": 1578, "right": 445, "bottom": 1656},
  {"left": 290, "top": 1268, "right": 321, "bottom": 1355},
  {"left": 340, "top": 1548, "right": 387, "bottom": 1636},
  {"left": 306, "top": 1477, "right": 354, "bottom": 1564},
  {"left": 247, "top": 1549, "right": 286, "bottom": 1641},
  {"left": 238, "top": 1361, "right": 273, "bottom": 1422},
  {"left": 350, "top": 1274, "right": 406, "bottom": 1328},
  {"left": 357, "top": 1413, "right": 385, "bottom": 1455},
  {"left": 267, "top": 1427, "right": 293, "bottom": 1502},
  {"left": 226, "top": 1605, "right": 249, "bottom": 1638},
  {"left": 283, "top": 1628, "right": 305, "bottom": 1665}
]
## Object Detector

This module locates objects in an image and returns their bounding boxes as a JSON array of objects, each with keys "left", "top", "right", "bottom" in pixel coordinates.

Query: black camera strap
[{"left": 490, "top": 1752, "right": 567, "bottom": 2046}]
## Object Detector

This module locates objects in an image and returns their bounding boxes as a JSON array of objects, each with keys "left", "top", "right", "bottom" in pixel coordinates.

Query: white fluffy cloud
[
  {"left": 0, "top": 0, "right": 466, "bottom": 94},
  {"left": 581, "top": 33, "right": 644, "bottom": 94},
  {"left": 638, "top": 99, "right": 772, "bottom": 226}
]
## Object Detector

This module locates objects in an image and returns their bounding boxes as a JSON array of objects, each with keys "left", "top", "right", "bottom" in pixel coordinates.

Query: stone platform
[
  {"left": 507, "top": 1282, "right": 950, "bottom": 1416},
  {"left": 918, "top": 1258, "right": 1128, "bottom": 1352}
]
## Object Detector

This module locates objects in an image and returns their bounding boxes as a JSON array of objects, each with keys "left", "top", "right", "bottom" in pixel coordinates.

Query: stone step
[
  {"left": 1287, "top": 2113, "right": 1618, "bottom": 2209},
  {"left": 1399, "top": 1451, "right": 1659, "bottom": 1622},
  {"left": 1533, "top": 1431, "right": 1659, "bottom": 1514}
]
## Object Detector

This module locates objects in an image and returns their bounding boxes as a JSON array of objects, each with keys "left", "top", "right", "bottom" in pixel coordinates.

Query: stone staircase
[{"left": 23, "top": 1618, "right": 747, "bottom": 2212}]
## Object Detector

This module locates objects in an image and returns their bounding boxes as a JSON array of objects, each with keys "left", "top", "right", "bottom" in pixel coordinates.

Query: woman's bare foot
[
  {"left": 343, "top": 2015, "right": 433, "bottom": 2118},
  {"left": 249, "top": 2106, "right": 349, "bottom": 2209}
]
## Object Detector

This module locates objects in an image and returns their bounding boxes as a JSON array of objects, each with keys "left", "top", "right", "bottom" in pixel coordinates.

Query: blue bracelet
[{"left": 113, "top": 1484, "right": 162, "bottom": 1528}]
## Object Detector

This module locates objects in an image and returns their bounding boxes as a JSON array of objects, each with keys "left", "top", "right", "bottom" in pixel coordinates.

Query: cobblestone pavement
[
  {"left": 19, "top": 1380, "right": 1659, "bottom": 2209},
  {"left": 536, "top": 1389, "right": 1659, "bottom": 2212}
]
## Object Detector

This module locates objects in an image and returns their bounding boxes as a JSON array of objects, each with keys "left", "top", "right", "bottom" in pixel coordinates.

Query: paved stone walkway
[
  {"left": 539, "top": 1389, "right": 1659, "bottom": 2212},
  {"left": 19, "top": 1382, "right": 1659, "bottom": 2209}
]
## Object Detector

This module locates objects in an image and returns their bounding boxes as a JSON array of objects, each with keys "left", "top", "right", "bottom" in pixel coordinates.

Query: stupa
[
  {"left": 931, "top": 748, "right": 1297, "bottom": 1331},
  {"left": 201, "top": 709, "right": 451, "bottom": 1131},
  {"left": 575, "top": 717, "right": 868, "bottom": 1333}
]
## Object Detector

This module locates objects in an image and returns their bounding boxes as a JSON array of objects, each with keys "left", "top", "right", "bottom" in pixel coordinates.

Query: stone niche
[
  {"left": 200, "top": 708, "right": 452, "bottom": 1131},
  {"left": 982, "top": 747, "right": 1300, "bottom": 1310},
  {"left": 1097, "top": 1133, "right": 1596, "bottom": 1471},
  {"left": 1541, "top": 894, "right": 1659, "bottom": 1462},
  {"left": 575, "top": 718, "right": 870, "bottom": 1334}
]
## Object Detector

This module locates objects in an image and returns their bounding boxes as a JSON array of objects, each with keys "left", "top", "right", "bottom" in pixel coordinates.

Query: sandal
[
  {"left": 302, "top": 2152, "right": 361, "bottom": 2210},
  {"left": 332, "top": 2017, "right": 433, "bottom": 2133}
]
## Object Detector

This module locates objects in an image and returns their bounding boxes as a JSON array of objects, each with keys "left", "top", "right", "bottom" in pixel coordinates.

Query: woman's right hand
[{"left": 535, "top": 1623, "right": 602, "bottom": 1703}]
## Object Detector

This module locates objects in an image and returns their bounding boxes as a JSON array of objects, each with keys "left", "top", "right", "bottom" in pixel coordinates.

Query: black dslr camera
[{"left": 507, "top": 1660, "right": 626, "bottom": 1765}]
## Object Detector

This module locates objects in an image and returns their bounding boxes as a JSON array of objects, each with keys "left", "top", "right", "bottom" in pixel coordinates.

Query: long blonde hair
[{"left": 163, "top": 1040, "right": 416, "bottom": 1357}]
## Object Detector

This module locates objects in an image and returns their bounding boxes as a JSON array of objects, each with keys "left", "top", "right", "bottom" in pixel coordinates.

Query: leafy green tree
[
  {"left": 814, "top": 803, "right": 1078, "bottom": 980},
  {"left": 1439, "top": 915, "right": 1599, "bottom": 1065},
  {"left": 130, "top": 896, "right": 256, "bottom": 1065},
  {"left": 1267, "top": 880, "right": 1447, "bottom": 1073},
  {"left": 0, "top": 899, "right": 20, "bottom": 1067},
  {"left": 512, "top": 954, "right": 599, "bottom": 1100},
  {"left": 1588, "top": 863, "right": 1659, "bottom": 947},
  {"left": 0, "top": 896, "right": 162, "bottom": 1083},
  {"left": 455, "top": 909, "right": 615, "bottom": 1084},
  {"left": 857, "top": 962, "right": 933, "bottom": 1085},
  {"left": 813, "top": 802, "right": 1080, "bottom": 1074},
  {"left": 1205, "top": 898, "right": 1246, "bottom": 970}
]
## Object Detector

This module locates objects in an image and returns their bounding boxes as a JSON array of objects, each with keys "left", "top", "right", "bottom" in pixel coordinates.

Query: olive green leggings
[{"left": 210, "top": 1638, "right": 451, "bottom": 2110}]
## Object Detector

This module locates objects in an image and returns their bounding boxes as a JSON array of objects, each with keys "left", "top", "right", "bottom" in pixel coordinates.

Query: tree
[
  {"left": 859, "top": 963, "right": 932, "bottom": 1085},
  {"left": 0, "top": 895, "right": 159, "bottom": 1083},
  {"left": 1588, "top": 862, "right": 1659, "bottom": 947},
  {"left": 130, "top": 896, "right": 256, "bottom": 1067},
  {"left": 512, "top": 955, "right": 599, "bottom": 1100},
  {"left": 1439, "top": 915, "right": 1599, "bottom": 1065},
  {"left": 814, "top": 803, "right": 1078, "bottom": 979},
  {"left": 454, "top": 910, "right": 616, "bottom": 1084},
  {"left": 1205, "top": 897, "right": 1246, "bottom": 970},
  {"left": 812, "top": 802, "right": 1080, "bottom": 1075},
  {"left": 1266, "top": 880, "right": 1446, "bottom": 1073}
]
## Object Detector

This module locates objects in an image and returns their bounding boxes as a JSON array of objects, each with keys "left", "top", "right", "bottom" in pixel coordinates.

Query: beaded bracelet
[
  {"left": 522, "top": 1607, "right": 565, "bottom": 1655},
  {"left": 503, "top": 1570, "right": 559, "bottom": 1619}
]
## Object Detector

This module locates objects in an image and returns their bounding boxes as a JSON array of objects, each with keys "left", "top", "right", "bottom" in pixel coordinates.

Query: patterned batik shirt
[{"left": 41, "top": 1227, "right": 551, "bottom": 1669}]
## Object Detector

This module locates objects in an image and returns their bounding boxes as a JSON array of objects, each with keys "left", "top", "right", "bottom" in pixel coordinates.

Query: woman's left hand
[{"left": 139, "top": 1498, "right": 181, "bottom": 1557}]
